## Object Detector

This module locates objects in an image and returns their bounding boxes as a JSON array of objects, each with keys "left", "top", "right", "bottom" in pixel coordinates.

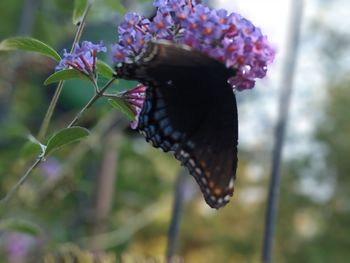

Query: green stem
[
  {"left": 0, "top": 158, "right": 42, "bottom": 206},
  {"left": 0, "top": 2, "right": 121, "bottom": 207},
  {"left": 37, "top": 3, "right": 92, "bottom": 140},
  {"left": 68, "top": 78, "right": 116, "bottom": 127},
  {"left": 0, "top": 77, "right": 116, "bottom": 206},
  {"left": 102, "top": 93, "right": 120, "bottom": 99}
]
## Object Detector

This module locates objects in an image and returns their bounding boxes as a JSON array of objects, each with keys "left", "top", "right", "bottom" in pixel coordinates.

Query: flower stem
[
  {"left": 0, "top": 158, "right": 42, "bottom": 206},
  {"left": 0, "top": 77, "right": 116, "bottom": 206},
  {"left": 37, "top": 2, "right": 92, "bottom": 140},
  {"left": 68, "top": 78, "right": 116, "bottom": 127}
]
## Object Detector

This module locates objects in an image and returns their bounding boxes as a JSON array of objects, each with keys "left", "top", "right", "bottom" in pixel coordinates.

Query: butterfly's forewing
[{"left": 117, "top": 41, "right": 238, "bottom": 208}]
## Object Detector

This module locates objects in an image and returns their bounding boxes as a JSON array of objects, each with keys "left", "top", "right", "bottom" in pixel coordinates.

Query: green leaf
[
  {"left": 0, "top": 37, "right": 61, "bottom": 61},
  {"left": 96, "top": 59, "right": 114, "bottom": 79},
  {"left": 44, "top": 69, "right": 90, "bottom": 85},
  {"left": 45, "top": 127, "right": 90, "bottom": 157},
  {"left": 28, "top": 134, "right": 46, "bottom": 153},
  {"left": 0, "top": 219, "right": 40, "bottom": 236},
  {"left": 73, "top": 0, "right": 88, "bottom": 25},
  {"left": 20, "top": 135, "right": 46, "bottom": 159},
  {"left": 108, "top": 98, "right": 135, "bottom": 121},
  {"left": 104, "top": 0, "right": 126, "bottom": 14},
  {"left": 20, "top": 142, "right": 42, "bottom": 159}
]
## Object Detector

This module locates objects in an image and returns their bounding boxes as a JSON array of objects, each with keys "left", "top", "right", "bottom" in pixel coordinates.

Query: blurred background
[{"left": 0, "top": 0, "right": 350, "bottom": 262}]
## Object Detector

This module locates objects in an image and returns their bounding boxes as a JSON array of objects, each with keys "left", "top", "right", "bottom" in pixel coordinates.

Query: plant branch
[
  {"left": 37, "top": 112, "right": 126, "bottom": 200},
  {"left": 0, "top": 158, "right": 42, "bottom": 206},
  {"left": 68, "top": 78, "right": 116, "bottom": 127},
  {"left": 37, "top": 2, "right": 92, "bottom": 140},
  {"left": 0, "top": 1, "right": 118, "bottom": 208},
  {"left": 0, "top": 77, "right": 116, "bottom": 206}
]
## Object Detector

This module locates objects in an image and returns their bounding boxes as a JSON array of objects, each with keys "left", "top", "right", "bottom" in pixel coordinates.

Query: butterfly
[{"left": 116, "top": 40, "right": 238, "bottom": 209}]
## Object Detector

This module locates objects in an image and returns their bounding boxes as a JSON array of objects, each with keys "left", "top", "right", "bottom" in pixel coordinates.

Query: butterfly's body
[{"left": 116, "top": 40, "right": 238, "bottom": 209}]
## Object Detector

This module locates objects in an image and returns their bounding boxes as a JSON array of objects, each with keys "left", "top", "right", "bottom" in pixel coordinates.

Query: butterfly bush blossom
[
  {"left": 120, "top": 84, "right": 147, "bottom": 129},
  {"left": 112, "top": 0, "right": 275, "bottom": 123},
  {"left": 56, "top": 41, "right": 107, "bottom": 76}
]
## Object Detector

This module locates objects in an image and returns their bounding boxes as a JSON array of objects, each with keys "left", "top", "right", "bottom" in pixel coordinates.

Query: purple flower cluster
[
  {"left": 120, "top": 84, "right": 146, "bottom": 129},
  {"left": 5, "top": 233, "right": 36, "bottom": 263},
  {"left": 56, "top": 41, "right": 106, "bottom": 76},
  {"left": 39, "top": 158, "right": 61, "bottom": 178},
  {"left": 112, "top": 0, "right": 275, "bottom": 91}
]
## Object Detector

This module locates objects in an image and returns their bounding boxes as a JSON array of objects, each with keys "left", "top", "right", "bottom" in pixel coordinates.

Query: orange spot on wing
[
  {"left": 199, "top": 160, "right": 207, "bottom": 168},
  {"left": 205, "top": 171, "right": 211, "bottom": 178},
  {"left": 213, "top": 187, "right": 222, "bottom": 196}
]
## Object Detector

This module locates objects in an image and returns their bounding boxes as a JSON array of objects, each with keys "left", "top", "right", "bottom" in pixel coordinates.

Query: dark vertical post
[
  {"left": 91, "top": 132, "right": 119, "bottom": 250},
  {"left": 262, "top": 1, "right": 304, "bottom": 262},
  {"left": 166, "top": 168, "right": 187, "bottom": 262}
]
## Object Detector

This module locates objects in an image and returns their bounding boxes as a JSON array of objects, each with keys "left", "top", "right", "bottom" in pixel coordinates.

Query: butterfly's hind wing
[
  {"left": 174, "top": 84, "right": 238, "bottom": 208},
  {"left": 117, "top": 41, "right": 238, "bottom": 208}
]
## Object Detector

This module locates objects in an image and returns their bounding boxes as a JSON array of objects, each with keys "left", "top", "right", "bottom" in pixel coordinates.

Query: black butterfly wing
[{"left": 117, "top": 41, "right": 238, "bottom": 209}]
